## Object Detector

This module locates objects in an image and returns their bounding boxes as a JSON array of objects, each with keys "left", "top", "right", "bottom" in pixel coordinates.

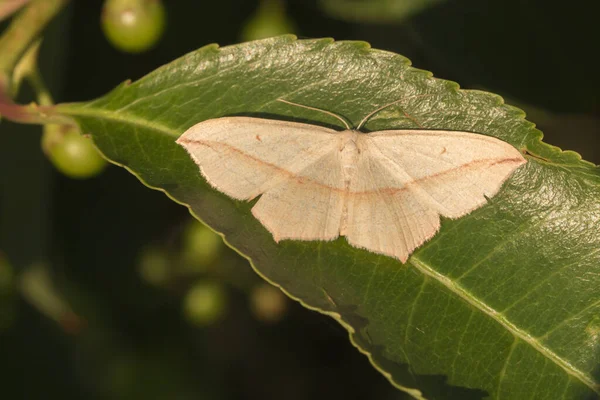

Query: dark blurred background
[{"left": 0, "top": 1, "right": 597, "bottom": 399}]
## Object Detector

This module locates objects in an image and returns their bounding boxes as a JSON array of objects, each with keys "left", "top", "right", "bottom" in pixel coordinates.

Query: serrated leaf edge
[{"left": 57, "top": 36, "right": 600, "bottom": 398}]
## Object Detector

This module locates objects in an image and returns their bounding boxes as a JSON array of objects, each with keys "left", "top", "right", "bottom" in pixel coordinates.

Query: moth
[{"left": 177, "top": 99, "right": 526, "bottom": 262}]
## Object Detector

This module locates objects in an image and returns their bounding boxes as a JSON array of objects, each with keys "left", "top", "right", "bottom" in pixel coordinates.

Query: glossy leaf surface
[{"left": 56, "top": 37, "right": 600, "bottom": 399}]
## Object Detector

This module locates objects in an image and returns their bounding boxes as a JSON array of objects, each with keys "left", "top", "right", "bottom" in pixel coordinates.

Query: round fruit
[
  {"left": 181, "top": 220, "right": 223, "bottom": 270},
  {"left": 250, "top": 283, "right": 288, "bottom": 323},
  {"left": 42, "top": 125, "right": 107, "bottom": 179},
  {"left": 138, "top": 246, "right": 171, "bottom": 286},
  {"left": 183, "top": 281, "right": 228, "bottom": 326},
  {"left": 101, "top": 0, "right": 166, "bottom": 53}
]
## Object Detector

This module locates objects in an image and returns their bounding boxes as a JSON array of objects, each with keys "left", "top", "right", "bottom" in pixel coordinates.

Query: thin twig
[{"left": 0, "top": 0, "right": 69, "bottom": 75}]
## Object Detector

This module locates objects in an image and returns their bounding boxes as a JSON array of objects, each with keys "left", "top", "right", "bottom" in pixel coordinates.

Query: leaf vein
[{"left": 408, "top": 256, "right": 599, "bottom": 394}]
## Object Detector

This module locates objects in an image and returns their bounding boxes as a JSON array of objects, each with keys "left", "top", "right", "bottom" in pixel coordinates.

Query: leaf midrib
[
  {"left": 409, "top": 255, "right": 599, "bottom": 394},
  {"left": 59, "top": 106, "right": 179, "bottom": 137}
]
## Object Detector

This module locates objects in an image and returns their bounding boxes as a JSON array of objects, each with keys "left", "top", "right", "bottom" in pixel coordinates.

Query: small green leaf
[{"left": 56, "top": 37, "right": 600, "bottom": 399}]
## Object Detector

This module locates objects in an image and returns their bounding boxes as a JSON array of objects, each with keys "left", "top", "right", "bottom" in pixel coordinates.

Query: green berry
[
  {"left": 181, "top": 220, "right": 223, "bottom": 270},
  {"left": 138, "top": 246, "right": 171, "bottom": 286},
  {"left": 241, "top": 0, "right": 295, "bottom": 42},
  {"left": 42, "top": 125, "right": 107, "bottom": 179},
  {"left": 101, "top": 0, "right": 166, "bottom": 53},
  {"left": 250, "top": 283, "right": 288, "bottom": 323},
  {"left": 183, "top": 281, "right": 228, "bottom": 326}
]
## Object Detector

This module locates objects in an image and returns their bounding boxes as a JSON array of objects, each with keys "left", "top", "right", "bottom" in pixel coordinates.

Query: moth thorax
[{"left": 340, "top": 131, "right": 360, "bottom": 185}]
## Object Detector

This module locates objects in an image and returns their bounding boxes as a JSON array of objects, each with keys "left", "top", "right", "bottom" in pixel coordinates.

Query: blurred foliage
[
  {"left": 0, "top": 0, "right": 31, "bottom": 22},
  {"left": 0, "top": 0, "right": 597, "bottom": 399},
  {"left": 0, "top": 252, "right": 15, "bottom": 331},
  {"left": 241, "top": 0, "right": 296, "bottom": 41},
  {"left": 0, "top": 252, "right": 13, "bottom": 293},
  {"left": 319, "top": 0, "right": 445, "bottom": 23}
]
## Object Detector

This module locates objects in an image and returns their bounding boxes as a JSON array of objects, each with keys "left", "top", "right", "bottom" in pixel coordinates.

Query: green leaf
[
  {"left": 55, "top": 36, "right": 600, "bottom": 399},
  {"left": 319, "top": 0, "right": 445, "bottom": 23}
]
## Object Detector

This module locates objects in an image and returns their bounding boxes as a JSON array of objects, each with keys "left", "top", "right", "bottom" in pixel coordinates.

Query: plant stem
[
  {"left": 0, "top": 0, "right": 69, "bottom": 75},
  {"left": 28, "top": 68, "right": 53, "bottom": 105},
  {"left": 0, "top": 0, "right": 31, "bottom": 22}
]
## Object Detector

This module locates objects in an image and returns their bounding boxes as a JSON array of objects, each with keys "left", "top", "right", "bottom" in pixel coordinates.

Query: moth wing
[
  {"left": 344, "top": 130, "right": 526, "bottom": 262},
  {"left": 177, "top": 117, "right": 346, "bottom": 241}
]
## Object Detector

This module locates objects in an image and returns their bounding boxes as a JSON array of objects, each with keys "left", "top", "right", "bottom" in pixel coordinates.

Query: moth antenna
[
  {"left": 277, "top": 98, "right": 352, "bottom": 130},
  {"left": 356, "top": 94, "right": 433, "bottom": 130}
]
